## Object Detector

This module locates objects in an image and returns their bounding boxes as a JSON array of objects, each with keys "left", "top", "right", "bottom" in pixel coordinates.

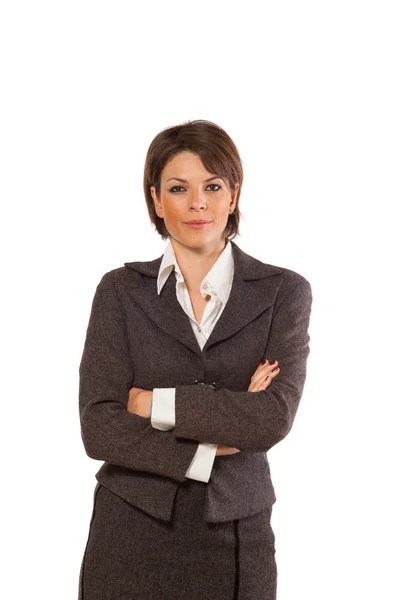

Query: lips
[{"left": 184, "top": 220, "right": 212, "bottom": 230}]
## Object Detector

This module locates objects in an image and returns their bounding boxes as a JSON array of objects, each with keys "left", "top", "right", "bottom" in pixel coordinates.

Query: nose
[{"left": 188, "top": 188, "right": 207, "bottom": 209}]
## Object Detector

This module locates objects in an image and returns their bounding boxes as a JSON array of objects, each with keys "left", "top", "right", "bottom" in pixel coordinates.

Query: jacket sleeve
[
  {"left": 173, "top": 275, "right": 313, "bottom": 452},
  {"left": 151, "top": 388, "right": 218, "bottom": 483},
  {"left": 78, "top": 270, "right": 200, "bottom": 482},
  {"left": 151, "top": 388, "right": 218, "bottom": 482}
]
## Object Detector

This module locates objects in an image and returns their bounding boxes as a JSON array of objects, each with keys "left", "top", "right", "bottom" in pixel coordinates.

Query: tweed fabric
[
  {"left": 78, "top": 240, "right": 313, "bottom": 524},
  {"left": 78, "top": 481, "right": 277, "bottom": 600}
]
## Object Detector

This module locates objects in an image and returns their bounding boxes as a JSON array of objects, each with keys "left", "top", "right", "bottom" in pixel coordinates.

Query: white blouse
[{"left": 151, "top": 238, "right": 234, "bottom": 483}]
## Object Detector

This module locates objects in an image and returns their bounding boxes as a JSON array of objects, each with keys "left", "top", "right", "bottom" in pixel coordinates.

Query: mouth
[
  {"left": 184, "top": 220, "right": 212, "bottom": 224},
  {"left": 183, "top": 221, "right": 212, "bottom": 229}
]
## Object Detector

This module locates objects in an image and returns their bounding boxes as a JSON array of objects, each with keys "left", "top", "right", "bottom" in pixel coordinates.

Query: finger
[
  {"left": 260, "top": 359, "right": 277, "bottom": 370},
  {"left": 248, "top": 364, "right": 280, "bottom": 392},
  {"left": 252, "top": 359, "right": 278, "bottom": 379},
  {"left": 252, "top": 366, "right": 280, "bottom": 388},
  {"left": 260, "top": 362, "right": 279, "bottom": 377},
  {"left": 253, "top": 369, "right": 280, "bottom": 393}
]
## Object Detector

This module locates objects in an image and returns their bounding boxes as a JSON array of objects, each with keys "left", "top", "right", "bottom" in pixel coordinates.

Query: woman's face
[{"left": 150, "top": 151, "right": 239, "bottom": 252}]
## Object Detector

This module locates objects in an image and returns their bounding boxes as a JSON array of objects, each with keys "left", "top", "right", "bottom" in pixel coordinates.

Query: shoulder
[
  {"left": 275, "top": 265, "right": 311, "bottom": 290},
  {"left": 269, "top": 264, "right": 313, "bottom": 309},
  {"left": 95, "top": 266, "right": 142, "bottom": 295},
  {"left": 95, "top": 266, "right": 127, "bottom": 287},
  {"left": 252, "top": 254, "right": 312, "bottom": 305},
  {"left": 251, "top": 250, "right": 312, "bottom": 292},
  {"left": 233, "top": 241, "right": 311, "bottom": 291}
]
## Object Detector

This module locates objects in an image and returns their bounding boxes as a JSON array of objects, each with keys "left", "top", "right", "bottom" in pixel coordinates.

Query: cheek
[
  {"left": 166, "top": 205, "right": 182, "bottom": 223},
  {"left": 160, "top": 198, "right": 180, "bottom": 221},
  {"left": 214, "top": 197, "right": 232, "bottom": 218}
]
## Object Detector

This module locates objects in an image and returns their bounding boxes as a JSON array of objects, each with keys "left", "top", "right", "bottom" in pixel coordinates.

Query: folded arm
[
  {"left": 79, "top": 270, "right": 201, "bottom": 482},
  {"left": 172, "top": 275, "right": 313, "bottom": 452},
  {"left": 151, "top": 387, "right": 217, "bottom": 482}
]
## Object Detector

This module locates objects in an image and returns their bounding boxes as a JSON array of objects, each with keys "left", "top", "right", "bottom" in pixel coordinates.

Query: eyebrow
[{"left": 166, "top": 176, "right": 223, "bottom": 183}]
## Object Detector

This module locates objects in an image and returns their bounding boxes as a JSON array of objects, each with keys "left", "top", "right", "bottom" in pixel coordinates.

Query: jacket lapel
[{"left": 123, "top": 241, "right": 283, "bottom": 359}]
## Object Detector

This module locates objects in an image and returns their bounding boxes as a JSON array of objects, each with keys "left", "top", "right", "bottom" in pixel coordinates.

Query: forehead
[{"left": 162, "top": 152, "right": 213, "bottom": 177}]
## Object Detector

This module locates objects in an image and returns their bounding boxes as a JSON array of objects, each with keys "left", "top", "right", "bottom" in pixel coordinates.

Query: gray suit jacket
[{"left": 79, "top": 240, "right": 313, "bottom": 523}]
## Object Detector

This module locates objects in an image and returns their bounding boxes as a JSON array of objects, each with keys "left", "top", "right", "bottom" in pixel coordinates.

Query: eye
[{"left": 168, "top": 184, "right": 222, "bottom": 193}]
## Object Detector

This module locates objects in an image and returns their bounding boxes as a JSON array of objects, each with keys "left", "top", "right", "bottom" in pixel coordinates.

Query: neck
[{"left": 170, "top": 238, "right": 227, "bottom": 291}]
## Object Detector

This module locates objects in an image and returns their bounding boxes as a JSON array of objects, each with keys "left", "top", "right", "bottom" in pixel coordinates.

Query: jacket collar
[{"left": 123, "top": 240, "right": 283, "bottom": 358}]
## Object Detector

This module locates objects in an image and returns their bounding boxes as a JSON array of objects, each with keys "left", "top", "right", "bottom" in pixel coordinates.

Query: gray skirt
[{"left": 78, "top": 479, "right": 277, "bottom": 600}]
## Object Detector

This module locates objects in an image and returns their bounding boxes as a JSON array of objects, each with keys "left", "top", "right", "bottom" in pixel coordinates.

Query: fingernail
[
  {"left": 265, "top": 376, "right": 270, "bottom": 380},
  {"left": 262, "top": 359, "right": 266, "bottom": 364}
]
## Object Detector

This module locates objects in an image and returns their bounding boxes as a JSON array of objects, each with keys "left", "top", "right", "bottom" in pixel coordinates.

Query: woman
[{"left": 78, "top": 119, "right": 313, "bottom": 599}]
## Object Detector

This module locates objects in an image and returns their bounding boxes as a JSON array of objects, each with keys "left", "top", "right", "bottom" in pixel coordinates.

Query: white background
[{"left": 1, "top": 1, "right": 399, "bottom": 598}]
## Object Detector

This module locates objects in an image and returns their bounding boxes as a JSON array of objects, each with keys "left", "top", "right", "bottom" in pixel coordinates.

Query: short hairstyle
[{"left": 143, "top": 119, "right": 244, "bottom": 241}]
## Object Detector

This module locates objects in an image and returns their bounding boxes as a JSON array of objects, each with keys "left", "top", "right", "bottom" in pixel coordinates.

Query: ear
[
  {"left": 150, "top": 186, "right": 163, "bottom": 218},
  {"left": 230, "top": 182, "right": 240, "bottom": 211}
]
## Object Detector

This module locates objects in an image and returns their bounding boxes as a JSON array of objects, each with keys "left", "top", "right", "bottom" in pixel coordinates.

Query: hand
[
  {"left": 216, "top": 444, "right": 242, "bottom": 456},
  {"left": 248, "top": 358, "right": 280, "bottom": 392},
  {"left": 127, "top": 387, "right": 152, "bottom": 418},
  {"left": 216, "top": 359, "right": 280, "bottom": 456}
]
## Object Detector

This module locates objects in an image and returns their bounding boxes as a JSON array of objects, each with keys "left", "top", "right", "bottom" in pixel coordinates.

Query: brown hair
[{"left": 143, "top": 119, "right": 244, "bottom": 241}]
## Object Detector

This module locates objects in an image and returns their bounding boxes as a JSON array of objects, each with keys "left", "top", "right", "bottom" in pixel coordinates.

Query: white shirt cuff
[
  {"left": 185, "top": 443, "right": 218, "bottom": 483},
  {"left": 151, "top": 388, "right": 176, "bottom": 430}
]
